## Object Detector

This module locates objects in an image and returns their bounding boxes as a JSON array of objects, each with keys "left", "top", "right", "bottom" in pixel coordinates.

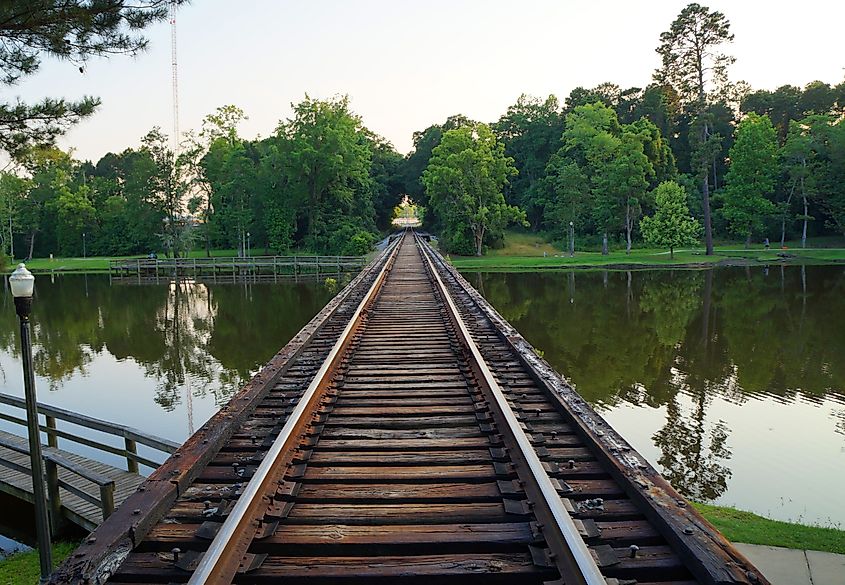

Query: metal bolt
[
  {"left": 568, "top": 460, "right": 575, "bottom": 469},
  {"left": 629, "top": 545, "right": 639, "bottom": 558},
  {"left": 251, "top": 435, "right": 257, "bottom": 445},
  {"left": 132, "top": 509, "right": 140, "bottom": 515},
  {"left": 172, "top": 548, "right": 181, "bottom": 562},
  {"left": 204, "top": 501, "right": 211, "bottom": 510},
  {"left": 683, "top": 526, "right": 695, "bottom": 535},
  {"left": 86, "top": 537, "right": 96, "bottom": 544}
]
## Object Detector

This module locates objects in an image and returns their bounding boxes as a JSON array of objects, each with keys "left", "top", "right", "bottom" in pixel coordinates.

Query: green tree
[
  {"left": 640, "top": 181, "right": 702, "bottom": 258},
  {"left": 277, "top": 95, "right": 374, "bottom": 253},
  {"left": 422, "top": 123, "right": 523, "bottom": 256},
  {"left": 184, "top": 105, "right": 248, "bottom": 256},
  {"left": 655, "top": 2, "right": 735, "bottom": 255},
  {"left": 0, "top": 171, "right": 29, "bottom": 257},
  {"left": 493, "top": 94, "right": 564, "bottom": 229},
  {"left": 721, "top": 113, "right": 778, "bottom": 246},
  {"left": 140, "top": 127, "right": 187, "bottom": 257},
  {"left": 560, "top": 103, "right": 653, "bottom": 254},
  {"left": 0, "top": 1, "right": 184, "bottom": 158}
]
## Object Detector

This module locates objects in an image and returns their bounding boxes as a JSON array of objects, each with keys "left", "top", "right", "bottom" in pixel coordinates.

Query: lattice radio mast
[{"left": 170, "top": 1, "right": 180, "bottom": 152}]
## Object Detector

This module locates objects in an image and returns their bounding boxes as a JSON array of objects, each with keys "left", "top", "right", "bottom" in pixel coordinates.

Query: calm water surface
[
  {"left": 0, "top": 275, "right": 338, "bottom": 477},
  {"left": 466, "top": 266, "right": 845, "bottom": 527},
  {"left": 0, "top": 267, "right": 843, "bottom": 536}
]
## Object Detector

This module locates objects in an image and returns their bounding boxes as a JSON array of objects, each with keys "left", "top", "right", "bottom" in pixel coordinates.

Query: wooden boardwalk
[{"left": 0, "top": 430, "right": 144, "bottom": 532}]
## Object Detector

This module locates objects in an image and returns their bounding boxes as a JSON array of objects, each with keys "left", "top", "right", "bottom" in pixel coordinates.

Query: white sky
[{"left": 8, "top": 0, "right": 845, "bottom": 161}]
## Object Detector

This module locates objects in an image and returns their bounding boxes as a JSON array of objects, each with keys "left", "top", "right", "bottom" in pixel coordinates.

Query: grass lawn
[
  {"left": 0, "top": 541, "right": 76, "bottom": 585},
  {"left": 12, "top": 248, "right": 271, "bottom": 273},
  {"left": 694, "top": 502, "right": 845, "bottom": 555},
  {"left": 448, "top": 230, "right": 845, "bottom": 270}
]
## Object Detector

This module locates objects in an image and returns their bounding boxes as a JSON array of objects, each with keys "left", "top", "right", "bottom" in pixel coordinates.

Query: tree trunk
[
  {"left": 27, "top": 231, "right": 35, "bottom": 260},
  {"left": 205, "top": 199, "right": 212, "bottom": 258},
  {"left": 475, "top": 226, "right": 484, "bottom": 256},
  {"left": 625, "top": 204, "right": 632, "bottom": 254},
  {"left": 670, "top": 246, "right": 674, "bottom": 259},
  {"left": 801, "top": 177, "right": 808, "bottom": 249},
  {"left": 744, "top": 234, "right": 751, "bottom": 249},
  {"left": 601, "top": 232, "right": 608, "bottom": 256},
  {"left": 712, "top": 158, "right": 718, "bottom": 191},
  {"left": 781, "top": 182, "right": 795, "bottom": 248},
  {"left": 701, "top": 122, "right": 714, "bottom": 255}
]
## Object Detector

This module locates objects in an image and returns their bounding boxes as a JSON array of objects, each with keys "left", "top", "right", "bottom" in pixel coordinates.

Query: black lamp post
[
  {"left": 246, "top": 231, "right": 251, "bottom": 257},
  {"left": 569, "top": 221, "right": 575, "bottom": 257},
  {"left": 82, "top": 232, "right": 87, "bottom": 259},
  {"left": 9, "top": 263, "right": 52, "bottom": 583}
]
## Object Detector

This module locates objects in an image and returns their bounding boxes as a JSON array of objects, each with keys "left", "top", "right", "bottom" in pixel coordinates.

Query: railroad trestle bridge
[{"left": 52, "top": 230, "right": 767, "bottom": 585}]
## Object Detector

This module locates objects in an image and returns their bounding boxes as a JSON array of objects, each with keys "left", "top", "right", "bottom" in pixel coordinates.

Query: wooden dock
[
  {"left": 0, "top": 430, "right": 144, "bottom": 532},
  {"left": 108, "top": 254, "right": 367, "bottom": 281},
  {"left": 0, "top": 392, "right": 179, "bottom": 534}
]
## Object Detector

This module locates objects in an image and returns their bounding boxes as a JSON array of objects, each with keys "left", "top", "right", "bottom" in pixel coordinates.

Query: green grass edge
[
  {"left": 0, "top": 541, "right": 76, "bottom": 585},
  {"left": 693, "top": 502, "right": 845, "bottom": 555}
]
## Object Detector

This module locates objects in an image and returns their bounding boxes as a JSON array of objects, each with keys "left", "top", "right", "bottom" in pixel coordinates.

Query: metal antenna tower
[{"left": 170, "top": 1, "right": 180, "bottom": 152}]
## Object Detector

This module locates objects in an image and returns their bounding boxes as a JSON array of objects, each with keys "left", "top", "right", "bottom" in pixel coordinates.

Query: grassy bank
[
  {"left": 694, "top": 502, "right": 845, "bottom": 554},
  {"left": 0, "top": 541, "right": 76, "bottom": 585},
  {"left": 447, "top": 231, "right": 845, "bottom": 270},
  {"left": 14, "top": 248, "right": 257, "bottom": 273}
]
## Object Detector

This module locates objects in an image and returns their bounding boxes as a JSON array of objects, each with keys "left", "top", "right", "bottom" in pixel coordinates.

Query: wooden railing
[
  {"left": 0, "top": 392, "right": 179, "bottom": 523},
  {"left": 108, "top": 254, "right": 367, "bottom": 277},
  {"left": 0, "top": 392, "right": 179, "bottom": 472},
  {"left": 0, "top": 434, "right": 116, "bottom": 521}
]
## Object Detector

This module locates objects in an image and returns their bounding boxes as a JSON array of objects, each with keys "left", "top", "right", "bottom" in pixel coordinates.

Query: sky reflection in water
[
  {"left": 466, "top": 265, "right": 845, "bottom": 527},
  {"left": 0, "top": 267, "right": 842, "bottom": 528}
]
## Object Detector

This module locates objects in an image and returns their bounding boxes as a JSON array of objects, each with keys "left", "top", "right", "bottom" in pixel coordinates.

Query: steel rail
[
  {"left": 186, "top": 232, "right": 405, "bottom": 585},
  {"left": 417, "top": 233, "right": 608, "bottom": 585}
]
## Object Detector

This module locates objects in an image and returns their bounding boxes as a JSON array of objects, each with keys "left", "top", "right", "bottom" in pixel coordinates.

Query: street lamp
[
  {"left": 569, "top": 221, "right": 575, "bottom": 257},
  {"left": 246, "top": 232, "right": 251, "bottom": 257},
  {"left": 82, "top": 232, "right": 87, "bottom": 259},
  {"left": 9, "top": 264, "right": 52, "bottom": 583}
]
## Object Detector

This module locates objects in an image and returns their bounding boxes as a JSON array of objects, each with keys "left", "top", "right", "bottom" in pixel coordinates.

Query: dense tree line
[
  {"left": 2, "top": 2, "right": 843, "bottom": 259},
  {"left": 0, "top": 96, "right": 405, "bottom": 258},
  {"left": 407, "top": 4, "right": 845, "bottom": 255}
]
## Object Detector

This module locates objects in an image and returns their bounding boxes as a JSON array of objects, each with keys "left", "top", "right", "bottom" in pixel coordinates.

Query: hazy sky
[{"left": 11, "top": 0, "right": 845, "bottom": 161}]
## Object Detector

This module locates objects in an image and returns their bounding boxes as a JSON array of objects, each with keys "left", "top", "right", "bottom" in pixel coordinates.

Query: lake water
[
  {"left": 0, "top": 275, "right": 338, "bottom": 476},
  {"left": 467, "top": 266, "right": 845, "bottom": 527},
  {"left": 0, "top": 266, "right": 842, "bottom": 540}
]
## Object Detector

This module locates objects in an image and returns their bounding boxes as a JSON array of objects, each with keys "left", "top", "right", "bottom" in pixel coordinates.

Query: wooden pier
[
  {"left": 52, "top": 230, "right": 767, "bottom": 585},
  {"left": 0, "top": 393, "right": 179, "bottom": 533},
  {"left": 108, "top": 254, "right": 367, "bottom": 282}
]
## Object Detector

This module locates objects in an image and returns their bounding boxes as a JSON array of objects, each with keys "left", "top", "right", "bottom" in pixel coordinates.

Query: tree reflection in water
[
  {"left": 472, "top": 266, "right": 845, "bottom": 501},
  {"left": 0, "top": 275, "right": 337, "bottom": 417}
]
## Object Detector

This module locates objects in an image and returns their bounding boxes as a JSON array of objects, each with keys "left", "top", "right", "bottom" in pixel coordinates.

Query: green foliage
[
  {"left": 0, "top": 1, "right": 184, "bottom": 158},
  {"left": 422, "top": 123, "right": 524, "bottom": 256},
  {"left": 720, "top": 113, "right": 778, "bottom": 241},
  {"left": 640, "top": 181, "right": 702, "bottom": 258},
  {"left": 654, "top": 3, "right": 735, "bottom": 107},
  {"left": 278, "top": 95, "right": 375, "bottom": 253},
  {"left": 493, "top": 94, "right": 564, "bottom": 228}
]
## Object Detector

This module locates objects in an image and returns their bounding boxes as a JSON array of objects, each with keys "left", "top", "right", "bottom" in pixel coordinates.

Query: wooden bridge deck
[{"left": 0, "top": 430, "right": 144, "bottom": 532}]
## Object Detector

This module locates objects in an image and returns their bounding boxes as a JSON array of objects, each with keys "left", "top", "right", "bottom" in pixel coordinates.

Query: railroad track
[{"left": 54, "top": 230, "right": 767, "bottom": 585}]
